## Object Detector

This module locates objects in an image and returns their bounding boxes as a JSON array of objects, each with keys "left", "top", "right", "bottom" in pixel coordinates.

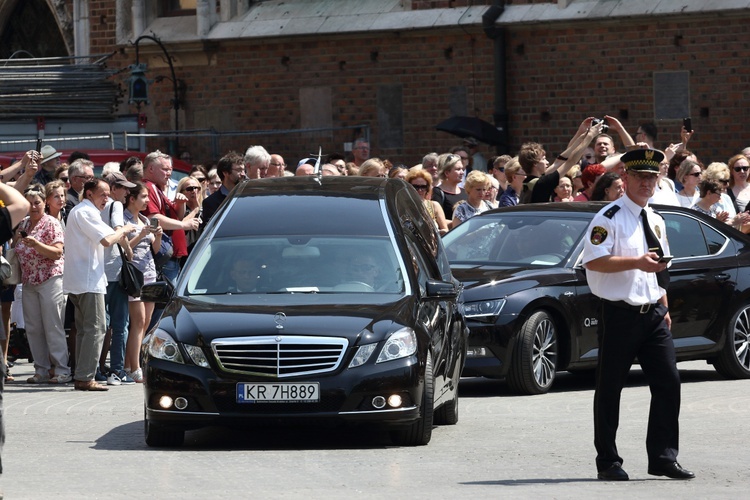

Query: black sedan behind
[{"left": 443, "top": 202, "right": 750, "bottom": 394}]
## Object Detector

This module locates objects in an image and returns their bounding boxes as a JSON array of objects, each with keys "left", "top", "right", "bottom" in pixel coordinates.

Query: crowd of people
[{"left": 1, "top": 116, "right": 748, "bottom": 392}]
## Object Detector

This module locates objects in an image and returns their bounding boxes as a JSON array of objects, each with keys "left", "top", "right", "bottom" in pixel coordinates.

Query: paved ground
[{"left": 1, "top": 359, "right": 748, "bottom": 499}]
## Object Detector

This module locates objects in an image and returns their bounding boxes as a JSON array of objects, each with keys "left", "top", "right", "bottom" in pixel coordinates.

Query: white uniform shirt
[
  {"left": 649, "top": 178, "right": 679, "bottom": 206},
  {"left": 582, "top": 195, "right": 671, "bottom": 306},
  {"left": 63, "top": 199, "right": 115, "bottom": 295}
]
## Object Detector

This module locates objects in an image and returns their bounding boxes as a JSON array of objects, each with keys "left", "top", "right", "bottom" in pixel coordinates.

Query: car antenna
[{"left": 311, "top": 146, "right": 324, "bottom": 180}]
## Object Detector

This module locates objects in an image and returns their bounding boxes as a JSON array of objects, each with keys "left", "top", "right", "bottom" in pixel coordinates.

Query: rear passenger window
[
  {"left": 701, "top": 223, "right": 727, "bottom": 255},
  {"left": 663, "top": 212, "right": 727, "bottom": 258}
]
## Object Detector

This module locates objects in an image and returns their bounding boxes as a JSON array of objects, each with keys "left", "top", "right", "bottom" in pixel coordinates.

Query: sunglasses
[
  {"left": 183, "top": 186, "right": 201, "bottom": 192},
  {"left": 734, "top": 166, "right": 749, "bottom": 172},
  {"left": 60, "top": 177, "right": 69, "bottom": 182},
  {"left": 411, "top": 184, "right": 429, "bottom": 191},
  {"left": 194, "top": 177, "right": 206, "bottom": 182},
  {"left": 687, "top": 172, "right": 701, "bottom": 177}
]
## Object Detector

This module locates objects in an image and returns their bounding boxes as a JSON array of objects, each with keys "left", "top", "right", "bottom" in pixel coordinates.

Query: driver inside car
[{"left": 348, "top": 255, "right": 380, "bottom": 288}]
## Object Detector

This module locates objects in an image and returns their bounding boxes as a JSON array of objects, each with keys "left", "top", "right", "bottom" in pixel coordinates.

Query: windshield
[
  {"left": 443, "top": 214, "right": 590, "bottom": 266},
  {"left": 185, "top": 235, "right": 406, "bottom": 295}
]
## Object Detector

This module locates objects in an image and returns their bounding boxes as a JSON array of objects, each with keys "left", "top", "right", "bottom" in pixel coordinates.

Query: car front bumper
[{"left": 144, "top": 355, "right": 424, "bottom": 431}]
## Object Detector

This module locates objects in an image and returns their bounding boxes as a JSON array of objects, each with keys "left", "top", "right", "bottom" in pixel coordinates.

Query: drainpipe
[{"left": 482, "top": 0, "right": 508, "bottom": 154}]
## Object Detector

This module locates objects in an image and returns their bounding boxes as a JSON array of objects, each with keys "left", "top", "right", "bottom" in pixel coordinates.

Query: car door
[{"left": 661, "top": 211, "right": 738, "bottom": 350}]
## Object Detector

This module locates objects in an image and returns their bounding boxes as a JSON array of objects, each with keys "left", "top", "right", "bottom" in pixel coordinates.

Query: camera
[{"left": 592, "top": 118, "right": 609, "bottom": 132}]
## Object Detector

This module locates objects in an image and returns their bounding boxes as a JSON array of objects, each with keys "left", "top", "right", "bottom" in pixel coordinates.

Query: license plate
[{"left": 236, "top": 382, "right": 320, "bottom": 403}]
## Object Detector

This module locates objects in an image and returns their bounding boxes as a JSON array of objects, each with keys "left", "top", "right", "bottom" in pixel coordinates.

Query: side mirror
[{"left": 426, "top": 279, "right": 458, "bottom": 298}]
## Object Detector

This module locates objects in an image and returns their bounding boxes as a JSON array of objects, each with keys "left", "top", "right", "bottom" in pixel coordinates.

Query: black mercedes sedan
[
  {"left": 141, "top": 176, "right": 467, "bottom": 447},
  {"left": 443, "top": 202, "right": 750, "bottom": 395}
]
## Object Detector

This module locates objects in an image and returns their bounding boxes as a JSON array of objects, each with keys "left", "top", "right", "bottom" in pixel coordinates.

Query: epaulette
[{"left": 603, "top": 205, "right": 620, "bottom": 219}]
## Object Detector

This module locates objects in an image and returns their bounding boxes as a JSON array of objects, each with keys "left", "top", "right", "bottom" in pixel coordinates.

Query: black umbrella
[{"left": 436, "top": 115, "right": 505, "bottom": 146}]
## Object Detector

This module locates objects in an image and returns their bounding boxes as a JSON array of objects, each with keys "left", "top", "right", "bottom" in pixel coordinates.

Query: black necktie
[{"left": 641, "top": 209, "right": 670, "bottom": 289}]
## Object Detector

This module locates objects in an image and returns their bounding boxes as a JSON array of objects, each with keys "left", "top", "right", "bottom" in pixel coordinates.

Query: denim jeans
[
  {"left": 160, "top": 258, "right": 180, "bottom": 283},
  {"left": 105, "top": 281, "right": 129, "bottom": 373}
]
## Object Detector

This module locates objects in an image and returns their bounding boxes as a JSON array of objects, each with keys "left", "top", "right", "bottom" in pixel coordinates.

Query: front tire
[
  {"left": 390, "top": 354, "right": 434, "bottom": 446},
  {"left": 714, "top": 304, "right": 750, "bottom": 379},
  {"left": 507, "top": 311, "right": 558, "bottom": 395}
]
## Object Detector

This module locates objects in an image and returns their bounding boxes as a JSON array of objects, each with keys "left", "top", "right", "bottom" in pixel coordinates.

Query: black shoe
[
  {"left": 597, "top": 462, "right": 629, "bottom": 481},
  {"left": 648, "top": 462, "right": 695, "bottom": 480}
]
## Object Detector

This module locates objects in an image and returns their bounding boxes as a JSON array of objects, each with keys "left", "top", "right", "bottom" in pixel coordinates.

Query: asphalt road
[{"left": 2, "top": 359, "right": 748, "bottom": 499}]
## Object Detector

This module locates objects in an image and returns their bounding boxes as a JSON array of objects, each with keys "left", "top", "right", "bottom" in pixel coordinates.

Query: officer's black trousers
[{"left": 594, "top": 301, "right": 681, "bottom": 471}]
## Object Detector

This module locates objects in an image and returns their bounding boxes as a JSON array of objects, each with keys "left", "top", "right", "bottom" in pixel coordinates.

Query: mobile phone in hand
[
  {"left": 658, "top": 255, "right": 673, "bottom": 264},
  {"left": 149, "top": 217, "right": 159, "bottom": 229},
  {"left": 682, "top": 117, "right": 692, "bottom": 133},
  {"left": 19, "top": 230, "right": 27, "bottom": 238}
]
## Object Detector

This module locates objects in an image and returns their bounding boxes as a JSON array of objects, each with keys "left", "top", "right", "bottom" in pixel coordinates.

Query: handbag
[
  {"left": 1, "top": 248, "right": 22, "bottom": 286},
  {"left": 151, "top": 232, "right": 174, "bottom": 270},
  {"left": 117, "top": 244, "right": 144, "bottom": 297}
]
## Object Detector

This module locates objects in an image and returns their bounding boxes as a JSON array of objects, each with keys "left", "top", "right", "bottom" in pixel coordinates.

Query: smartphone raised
[
  {"left": 149, "top": 217, "right": 159, "bottom": 229},
  {"left": 19, "top": 230, "right": 27, "bottom": 238},
  {"left": 683, "top": 117, "right": 692, "bottom": 133}
]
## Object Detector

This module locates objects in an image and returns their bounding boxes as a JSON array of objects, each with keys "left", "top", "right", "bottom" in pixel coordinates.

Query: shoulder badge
[
  {"left": 603, "top": 205, "right": 620, "bottom": 219},
  {"left": 590, "top": 226, "right": 608, "bottom": 245},
  {"left": 655, "top": 225, "right": 662, "bottom": 238}
]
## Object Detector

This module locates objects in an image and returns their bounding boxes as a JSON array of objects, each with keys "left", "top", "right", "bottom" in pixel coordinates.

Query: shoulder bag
[
  {"left": 117, "top": 244, "right": 144, "bottom": 297},
  {"left": 1, "top": 247, "right": 21, "bottom": 286}
]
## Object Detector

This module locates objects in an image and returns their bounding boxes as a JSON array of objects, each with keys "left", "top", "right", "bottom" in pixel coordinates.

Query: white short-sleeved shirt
[
  {"left": 63, "top": 199, "right": 116, "bottom": 295},
  {"left": 649, "top": 178, "right": 679, "bottom": 206},
  {"left": 582, "top": 195, "right": 671, "bottom": 306},
  {"left": 101, "top": 199, "right": 125, "bottom": 282}
]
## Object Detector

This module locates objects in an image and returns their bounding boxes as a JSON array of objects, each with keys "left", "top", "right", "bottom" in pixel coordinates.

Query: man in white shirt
[{"left": 64, "top": 178, "right": 134, "bottom": 391}]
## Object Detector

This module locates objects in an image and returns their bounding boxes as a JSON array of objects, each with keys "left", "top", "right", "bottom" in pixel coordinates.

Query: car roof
[
  {"left": 232, "top": 175, "right": 390, "bottom": 199},
  {"left": 212, "top": 176, "right": 419, "bottom": 239}
]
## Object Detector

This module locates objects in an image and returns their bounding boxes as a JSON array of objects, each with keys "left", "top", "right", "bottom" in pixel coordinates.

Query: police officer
[{"left": 582, "top": 148, "right": 694, "bottom": 481}]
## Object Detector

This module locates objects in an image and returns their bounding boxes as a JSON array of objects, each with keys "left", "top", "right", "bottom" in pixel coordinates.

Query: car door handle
[{"left": 714, "top": 273, "right": 731, "bottom": 281}]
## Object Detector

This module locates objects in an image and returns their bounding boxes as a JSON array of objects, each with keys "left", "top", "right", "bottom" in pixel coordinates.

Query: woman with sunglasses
[
  {"left": 675, "top": 159, "right": 703, "bottom": 208},
  {"left": 702, "top": 162, "right": 750, "bottom": 228},
  {"left": 432, "top": 153, "right": 467, "bottom": 221},
  {"left": 490, "top": 155, "right": 510, "bottom": 197},
  {"left": 405, "top": 168, "right": 449, "bottom": 234},
  {"left": 176, "top": 176, "right": 204, "bottom": 257},
  {"left": 727, "top": 154, "right": 750, "bottom": 213}
]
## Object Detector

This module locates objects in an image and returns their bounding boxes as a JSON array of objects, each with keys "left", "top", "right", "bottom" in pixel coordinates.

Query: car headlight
[
  {"left": 146, "top": 329, "right": 185, "bottom": 364},
  {"left": 376, "top": 328, "right": 417, "bottom": 363},
  {"left": 463, "top": 299, "right": 505, "bottom": 319},
  {"left": 184, "top": 344, "right": 210, "bottom": 368},
  {"left": 349, "top": 343, "right": 377, "bottom": 368}
]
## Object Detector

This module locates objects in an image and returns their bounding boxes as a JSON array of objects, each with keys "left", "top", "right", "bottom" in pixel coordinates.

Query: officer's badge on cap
[{"left": 621, "top": 148, "right": 664, "bottom": 174}]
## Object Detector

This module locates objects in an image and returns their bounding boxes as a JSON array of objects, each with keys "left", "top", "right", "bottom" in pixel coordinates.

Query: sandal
[
  {"left": 74, "top": 380, "right": 109, "bottom": 391},
  {"left": 49, "top": 373, "right": 72, "bottom": 384},
  {"left": 27, "top": 374, "right": 50, "bottom": 384},
  {"left": 4, "top": 371, "right": 14, "bottom": 382}
]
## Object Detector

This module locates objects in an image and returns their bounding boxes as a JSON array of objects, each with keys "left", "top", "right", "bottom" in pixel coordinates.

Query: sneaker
[
  {"left": 49, "top": 373, "right": 72, "bottom": 384},
  {"left": 27, "top": 374, "right": 50, "bottom": 384},
  {"left": 106, "top": 372, "right": 122, "bottom": 386},
  {"left": 127, "top": 368, "right": 144, "bottom": 383},
  {"left": 117, "top": 370, "right": 136, "bottom": 385},
  {"left": 95, "top": 369, "right": 107, "bottom": 382}
]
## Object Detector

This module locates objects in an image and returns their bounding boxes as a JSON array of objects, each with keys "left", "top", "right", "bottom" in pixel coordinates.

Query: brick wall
[{"left": 82, "top": 1, "right": 750, "bottom": 167}]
